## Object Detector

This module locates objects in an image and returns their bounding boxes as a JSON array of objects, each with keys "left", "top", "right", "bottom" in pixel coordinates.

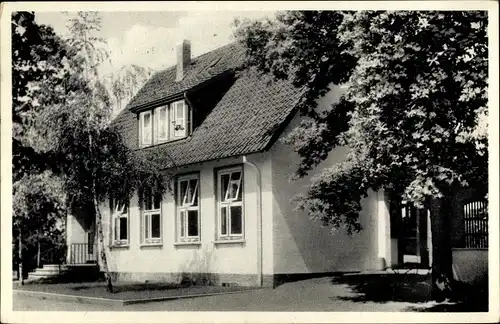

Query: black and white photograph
[{"left": 1, "top": 1, "right": 498, "bottom": 323}]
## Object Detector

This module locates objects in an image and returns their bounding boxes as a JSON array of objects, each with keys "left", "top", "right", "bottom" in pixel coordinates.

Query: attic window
[{"left": 139, "top": 99, "right": 190, "bottom": 147}]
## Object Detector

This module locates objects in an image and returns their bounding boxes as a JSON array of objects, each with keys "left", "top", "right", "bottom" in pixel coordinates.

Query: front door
[
  {"left": 399, "top": 204, "right": 430, "bottom": 266},
  {"left": 391, "top": 200, "right": 430, "bottom": 268},
  {"left": 86, "top": 220, "right": 96, "bottom": 263}
]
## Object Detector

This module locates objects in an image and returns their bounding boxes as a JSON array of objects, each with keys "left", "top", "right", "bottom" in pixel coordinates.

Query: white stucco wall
[
  {"left": 67, "top": 210, "right": 89, "bottom": 245},
  {"left": 269, "top": 85, "right": 382, "bottom": 275},
  {"left": 99, "top": 152, "right": 273, "bottom": 285}
]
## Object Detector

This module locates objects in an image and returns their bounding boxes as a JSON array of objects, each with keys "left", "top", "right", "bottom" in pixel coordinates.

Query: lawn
[{"left": 14, "top": 281, "right": 259, "bottom": 301}]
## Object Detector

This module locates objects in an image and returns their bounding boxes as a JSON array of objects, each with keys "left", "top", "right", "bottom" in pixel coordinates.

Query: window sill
[
  {"left": 174, "top": 241, "right": 201, "bottom": 247},
  {"left": 139, "top": 243, "right": 163, "bottom": 248},
  {"left": 110, "top": 243, "right": 130, "bottom": 249},
  {"left": 213, "top": 239, "right": 246, "bottom": 245}
]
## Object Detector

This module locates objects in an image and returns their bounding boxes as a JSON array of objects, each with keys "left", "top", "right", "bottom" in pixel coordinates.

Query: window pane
[
  {"left": 229, "top": 181, "right": 239, "bottom": 200},
  {"left": 180, "top": 180, "right": 188, "bottom": 205},
  {"left": 156, "top": 107, "right": 168, "bottom": 140},
  {"left": 220, "top": 207, "right": 227, "bottom": 235},
  {"left": 144, "top": 188, "right": 152, "bottom": 211},
  {"left": 119, "top": 217, "right": 127, "bottom": 240},
  {"left": 169, "top": 104, "right": 175, "bottom": 139},
  {"left": 144, "top": 215, "right": 150, "bottom": 239},
  {"left": 230, "top": 171, "right": 241, "bottom": 181},
  {"left": 142, "top": 112, "right": 152, "bottom": 144},
  {"left": 230, "top": 206, "right": 242, "bottom": 235},
  {"left": 187, "top": 210, "right": 198, "bottom": 237},
  {"left": 220, "top": 174, "right": 230, "bottom": 202},
  {"left": 189, "top": 179, "right": 198, "bottom": 206},
  {"left": 174, "top": 101, "right": 186, "bottom": 137},
  {"left": 114, "top": 218, "right": 119, "bottom": 241},
  {"left": 154, "top": 192, "right": 161, "bottom": 210},
  {"left": 230, "top": 171, "right": 242, "bottom": 201},
  {"left": 180, "top": 211, "right": 185, "bottom": 238},
  {"left": 237, "top": 179, "right": 242, "bottom": 201},
  {"left": 176, "top": 101, "right": 184, "bottom": 118},
  {"left": 151, "top": 214, "right": 161, "bottom": 238}
]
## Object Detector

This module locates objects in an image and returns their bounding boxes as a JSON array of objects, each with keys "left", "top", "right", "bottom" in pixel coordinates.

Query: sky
[{"left": 35, "top": 11, "right": 275, "bottom": 77}]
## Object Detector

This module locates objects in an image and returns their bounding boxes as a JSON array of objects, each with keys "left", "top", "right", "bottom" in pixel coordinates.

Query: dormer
[
  {"left": 127, "top": 41, "right": 243, "bottom": 149},
  {"left": 137, "top": 40, "right": 192, "bottom": 148},
  {"left": 138, "top": 98, "right": 191, "bottom": 147}
]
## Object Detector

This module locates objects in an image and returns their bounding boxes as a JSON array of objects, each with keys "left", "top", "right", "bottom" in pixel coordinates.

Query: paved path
[{"left": 13, "top": 277, "right": 417, "bottom": 312}]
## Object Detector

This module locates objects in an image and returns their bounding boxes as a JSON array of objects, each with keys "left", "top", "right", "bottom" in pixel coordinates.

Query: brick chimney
[{"left": 176, "top": 40, "right": 191, "bottom": 81}]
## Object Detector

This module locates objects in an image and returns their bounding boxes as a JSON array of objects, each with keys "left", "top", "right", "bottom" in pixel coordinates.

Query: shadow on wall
[{"left": 177, "top": 247, "right": 219, "bottom": 286}]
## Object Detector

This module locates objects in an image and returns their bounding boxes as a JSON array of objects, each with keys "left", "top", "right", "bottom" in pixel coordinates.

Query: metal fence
[{"left": 463, "top": 200, "right": 488, "bottom": 248}]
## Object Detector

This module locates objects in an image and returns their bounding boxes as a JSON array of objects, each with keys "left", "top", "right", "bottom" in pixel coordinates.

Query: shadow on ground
[{"left": 330, "top": 274, "right": 488, "bottom": 312}]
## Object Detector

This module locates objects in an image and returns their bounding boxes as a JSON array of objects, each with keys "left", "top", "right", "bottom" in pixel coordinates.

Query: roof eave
[
  {"left": 127, "top": 69, "right": 237, "bottom": 114},
  {"left": 128, "top": 92, "right": 185, "bottom": 113}
]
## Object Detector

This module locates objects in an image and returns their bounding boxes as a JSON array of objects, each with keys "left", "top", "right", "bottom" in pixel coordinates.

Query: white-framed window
[
  {"left": 173, "top": 100, "right": 188, "bottom": 138},
  {"left": 154, "top": 105, "right": 169, "bottom": 143},
  {"left": 110, "top": 198, "right": 129, "bottom": 245},
  {"left": 176, "top": 174, "right": 200, "bottom": 242},
  {"left": 139, "top": 100, "right": 189, "bottom": 147},
  {"left": 141, "top": 187, "right": 162, "bottom": 244},
  {"left": 217, "top": 167, "right": 244, "bottom": 240},
  {"left": 140, "top": 110, "right": 152, "bottom": 147}
]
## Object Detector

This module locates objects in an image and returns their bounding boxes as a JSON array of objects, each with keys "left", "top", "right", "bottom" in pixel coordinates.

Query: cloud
[
  {"left": 100, "top": 11, "right": 274, "bottom": 76},
  {"left": 35, "top": 11, "right": 275, "bottom": 76}
]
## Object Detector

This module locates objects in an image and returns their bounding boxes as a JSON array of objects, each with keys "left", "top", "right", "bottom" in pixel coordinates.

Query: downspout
[{"left": 242, "top": 155, "right": 263, "bottom": 286}]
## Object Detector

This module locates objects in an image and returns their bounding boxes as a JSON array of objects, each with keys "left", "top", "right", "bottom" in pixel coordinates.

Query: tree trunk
[
  {"left": 18, "top": 230, "right": 24, "bottom": 285},
  {"left": 37, "top": 241, "right": 41, "bottom": 268},
  {"left": 88, "top": 124, "right": 113, "bottom": 292},
  {"left": 92, "top": 186, "right": 113, "bottom": 293},
  {"left": 430, "top": 193, "right": 455, "bottom": 301}
]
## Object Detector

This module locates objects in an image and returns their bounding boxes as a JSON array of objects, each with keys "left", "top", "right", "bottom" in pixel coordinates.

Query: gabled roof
[
  {"left": 127, "top": 42, "right": 245, "bottom": 111},
  {"left": 113, "top": 42, "right": 304, "bottom": 169}
]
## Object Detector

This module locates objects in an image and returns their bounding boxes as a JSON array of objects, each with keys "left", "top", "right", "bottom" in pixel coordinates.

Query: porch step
[
  {"left": 42, "top": 264, "right": 68, "bottom": 271},
  {"left": 27, "top": 264, "right": 68, "bottom": 282},
  {"left": 25, "top": 263, "right": 101, "bottom": 283}
]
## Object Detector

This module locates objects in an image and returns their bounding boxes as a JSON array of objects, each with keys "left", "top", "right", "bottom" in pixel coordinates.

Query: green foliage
[
  {"left": 235, "top": 11, "right": 488, "bottom": 233},
  {"left": 11, "top": 12, "right": 72, "bottom": 266},
  {"left": 13, "top": 170, "right": 66, "bottom": 240},
  {"left": 12, "top": 11, "right": 74, "bottom": 181},
  {"left": 30, "top": 12, "right": 170, "bottom": 211},
  {"left": 12, "top": 10, "right": 169, "bottom": 239},
  {"left": 106, "top": 65, "right": 155, "bottom": 114}
]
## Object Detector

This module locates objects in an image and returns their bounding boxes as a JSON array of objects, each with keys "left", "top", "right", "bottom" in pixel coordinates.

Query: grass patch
[{"left": 14, "top": 281, "right": 257, "bottom": 301}]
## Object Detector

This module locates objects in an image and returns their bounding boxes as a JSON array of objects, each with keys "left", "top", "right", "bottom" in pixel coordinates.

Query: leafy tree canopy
[{"left": 235, "top": 11, "right": 488, "bottom": 234}]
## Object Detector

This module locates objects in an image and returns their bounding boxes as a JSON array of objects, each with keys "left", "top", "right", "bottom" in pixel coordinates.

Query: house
[{"left": 65, "top": 40, "right": 488, "bottom": 287}]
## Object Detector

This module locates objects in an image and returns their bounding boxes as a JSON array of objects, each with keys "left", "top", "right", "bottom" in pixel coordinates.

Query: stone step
[
  {"left": 31, "top": 268, "right": 65, "bottom": 275},
  {"left": 43, "top": 264, "right": 68, "bottom": 270},
  {"left": 28, "top": 272, "right": 60, "bottom": 278}
]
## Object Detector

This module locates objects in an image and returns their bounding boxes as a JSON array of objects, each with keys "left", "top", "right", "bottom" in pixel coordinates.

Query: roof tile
[{"left": 112, "top": 43, "right": 304, "bottom": 169}]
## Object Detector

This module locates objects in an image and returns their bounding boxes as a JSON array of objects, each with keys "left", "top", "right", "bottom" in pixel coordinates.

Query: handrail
[{"left": 69, "top": 243, "right": 98, "bottom": 265}]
